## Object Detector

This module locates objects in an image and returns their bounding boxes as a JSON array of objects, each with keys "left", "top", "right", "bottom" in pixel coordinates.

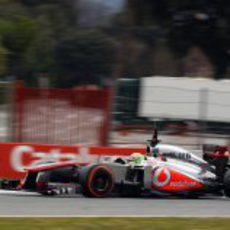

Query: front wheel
[
  {"left": 223, "top": 170, "right": 230, "bottom": 197},
  {"left": 79, "top": 165, "right": 114, "bottom": 198}
]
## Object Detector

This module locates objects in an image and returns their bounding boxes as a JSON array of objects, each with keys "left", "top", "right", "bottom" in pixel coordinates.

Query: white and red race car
[{"left": 15, "top": 140, "right": 230, "bottom": 198}]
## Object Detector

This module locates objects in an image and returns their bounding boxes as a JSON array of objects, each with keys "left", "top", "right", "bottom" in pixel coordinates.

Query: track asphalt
[{"left": 0, "top": 190, "right": 229, "bottom": 217}]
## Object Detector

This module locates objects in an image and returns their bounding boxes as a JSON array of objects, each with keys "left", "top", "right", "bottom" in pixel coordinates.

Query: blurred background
[{"left": 0, "top": 0, "right": 229, "bottom": 150}]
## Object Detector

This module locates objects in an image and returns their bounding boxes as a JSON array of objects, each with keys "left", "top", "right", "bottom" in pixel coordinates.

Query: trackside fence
[{"left": 12, "top": 83, "right": 112, "bottom": 145}]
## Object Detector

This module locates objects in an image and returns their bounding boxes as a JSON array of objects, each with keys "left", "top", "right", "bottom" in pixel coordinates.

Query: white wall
[{"left": 139, "top": 76, "right": 230, "bottom": 122}]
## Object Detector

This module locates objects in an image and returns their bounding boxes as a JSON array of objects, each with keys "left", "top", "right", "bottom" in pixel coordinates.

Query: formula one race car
[{"left": 18, "top": 138, "right": 230, "bottom": 198}]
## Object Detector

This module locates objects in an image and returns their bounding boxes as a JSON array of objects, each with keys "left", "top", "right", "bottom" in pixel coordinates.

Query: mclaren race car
[{"left": 18, "top": 138, "right": 230, "bottom": 198}]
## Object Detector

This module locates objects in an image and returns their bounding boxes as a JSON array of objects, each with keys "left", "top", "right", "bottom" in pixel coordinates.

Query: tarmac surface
[{"left": 0, "top": 190, "right": 229, "bottom": 217}]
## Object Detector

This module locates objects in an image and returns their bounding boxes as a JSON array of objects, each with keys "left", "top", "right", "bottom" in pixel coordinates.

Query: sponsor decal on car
[
  {"left": 169, "top": 181, "right": 197, "bottom": 187},
  {"left": 151, "top": 167, "right": 171, "bottom": 187},
  {"left": 162, "top": 152, "right": 191, "bottom": 160}
]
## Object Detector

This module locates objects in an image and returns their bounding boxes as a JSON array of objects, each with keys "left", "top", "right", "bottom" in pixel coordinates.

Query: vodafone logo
[
  {"left": 10, "top": 145, "right": 96, "bottom": 172},
  {"left": 152, "top": 167, "right": 171, "bottom": 187}
]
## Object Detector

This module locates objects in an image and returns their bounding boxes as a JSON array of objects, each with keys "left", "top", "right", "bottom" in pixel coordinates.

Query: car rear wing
[{"left": 202, "top": 144, "right": 229, "bottom": 159}]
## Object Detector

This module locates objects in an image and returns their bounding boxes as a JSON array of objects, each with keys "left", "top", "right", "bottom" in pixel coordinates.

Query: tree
[
  {"left": 21, "top": 0, "right": 78, "bottom": 27},
  {"left": 0, "top": 16, "right": 37, "bottom": 77},
  {"left": 0, "top": 0, "right": 78, "bottom": 84},
  {"left": 55, "top": 30, "right": 116, "bottom": 87},
  {"left": 125, "top": 0, "right": 230, "bottom": 79},
  {"left": 0, "top": 44, "right": 8, "bottom": 75},
  {"left": 23, "top": 32, "right": 55, "bottom": 79}
]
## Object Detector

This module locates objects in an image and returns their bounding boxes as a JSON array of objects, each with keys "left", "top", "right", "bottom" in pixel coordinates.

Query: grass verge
[{"left": 0, "top": 218, "right": 230, "bottom": 230}]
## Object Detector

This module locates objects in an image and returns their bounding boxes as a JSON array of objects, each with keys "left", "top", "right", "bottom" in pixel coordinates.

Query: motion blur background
[{"left": 0, "top": 0, "right": 229, "bottom": 149}]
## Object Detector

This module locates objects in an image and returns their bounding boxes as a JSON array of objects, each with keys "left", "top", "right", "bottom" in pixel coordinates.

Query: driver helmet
[{"left": 129, "top": 153, "right": 145, "bottom": 164}]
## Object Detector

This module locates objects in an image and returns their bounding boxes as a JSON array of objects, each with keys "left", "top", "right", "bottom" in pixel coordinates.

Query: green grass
[{"left": 0, "top": 218, "right": 230, "bottom": 230}]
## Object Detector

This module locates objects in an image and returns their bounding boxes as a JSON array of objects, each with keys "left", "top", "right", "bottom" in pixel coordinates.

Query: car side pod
[{"left": 79, "top": 164, "right": 115, "bottom": 198}]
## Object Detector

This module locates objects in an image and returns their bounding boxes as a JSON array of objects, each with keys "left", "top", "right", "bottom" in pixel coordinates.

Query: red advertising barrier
[{"left": 0, "top": 143, "right": 145, "bottom": 179}]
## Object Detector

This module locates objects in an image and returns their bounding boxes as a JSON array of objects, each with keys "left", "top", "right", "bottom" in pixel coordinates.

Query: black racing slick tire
[
  {"left": 79, "top": 164, "right": 114, "bottom": 198},
  {"left": 223, "top": 170, "right": 230, "bottom": 198}
]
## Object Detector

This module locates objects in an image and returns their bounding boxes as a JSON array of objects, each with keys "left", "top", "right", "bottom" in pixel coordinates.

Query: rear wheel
[
  {"left": 79, "top": 165, "right": 114, "bottom": 198},
  {"left": 224, "top": 170, "right": 230, "bottom": 197}
]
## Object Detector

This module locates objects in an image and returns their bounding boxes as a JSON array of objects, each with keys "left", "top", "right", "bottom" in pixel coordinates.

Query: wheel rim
[{"left": 91, "top": 171, "right": 110, "bottom": 193}]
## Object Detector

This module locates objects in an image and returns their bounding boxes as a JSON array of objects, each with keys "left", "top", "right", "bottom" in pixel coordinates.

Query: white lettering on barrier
[
  {"left": 11, "top": 145, "right": 34, "bottom": 172},
  {"left": 10, "top": 145, "right": 97, "bottom": 172},
  {"left": 9, "top": 145, "right": 141, "bottom": 173}
]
